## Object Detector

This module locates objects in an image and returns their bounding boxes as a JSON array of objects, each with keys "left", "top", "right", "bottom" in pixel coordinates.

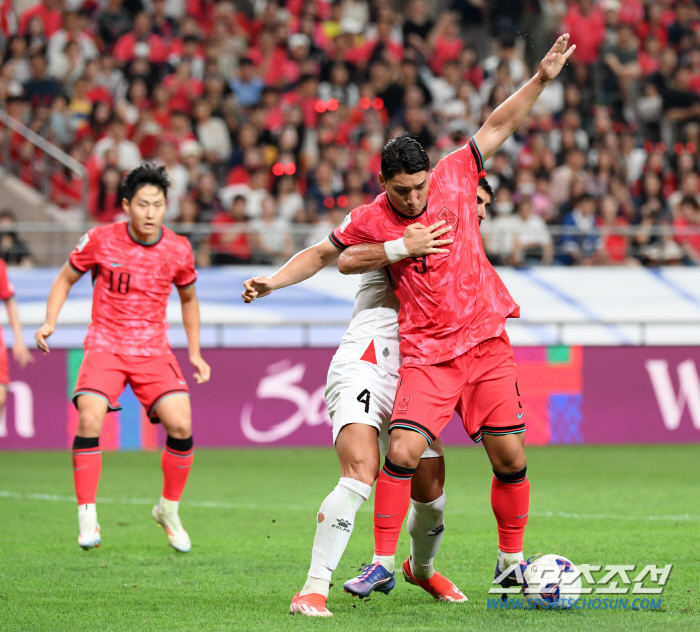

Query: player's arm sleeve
[
  {"left": 328, "top": 206, "right": 378, "bottom": 251},
  {"left": 174, "top": 242, "right": 198, "bottom": 289},
  {"left": 439, "top": 137, "right": 484, "bottom": 183},
  {"left": 0, "top": 260, "right": 15, "bottom": 300},
  {"left": 68, "top": 229, "right": 99, "bottom": 275}
]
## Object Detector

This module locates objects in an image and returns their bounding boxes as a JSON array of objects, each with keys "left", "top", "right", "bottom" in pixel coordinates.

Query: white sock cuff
[
  {"left": 338, "top": 477, "right": 372, "bottom": 501},
  {"left": 412, "top": 490, "right": 446, "bottom": 514}
]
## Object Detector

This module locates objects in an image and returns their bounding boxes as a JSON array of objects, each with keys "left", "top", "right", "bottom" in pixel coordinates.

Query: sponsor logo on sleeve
[
  {"left": 76, "top": 232, "right": 90, "bottom": 252},
  {"left": 339, "top": 211, "right": 352, "bottom": 233}
]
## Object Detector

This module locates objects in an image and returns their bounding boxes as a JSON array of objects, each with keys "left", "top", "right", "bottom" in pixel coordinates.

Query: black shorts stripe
[
  {"left": 328, "top": 232, "right": 347, "bottom": 250},
  {"left": 481, "top": 423, "right": 526, "bottom": 433},
  {"left": 469, "top": 137, "right": 484, "bottom": 173},
  {"left": 147, "top": 389, "right": 190, "bottom": 419},
  {"left": 388, "top": 419, "right": 436, "bottom": 442},
  {"left": 72, "top": 388, "right": 122, "bottom": 412}
]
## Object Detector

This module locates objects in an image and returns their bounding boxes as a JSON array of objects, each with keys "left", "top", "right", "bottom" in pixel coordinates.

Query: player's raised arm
[
  {"left": 177, "top": 284, "right": 211, "bottom": 384},
  {"left": 474, "top": 34, "right": 575, "bottom": 162},
  {"left": 242, "top": 238, "right": 340, "bottom": 303},
  {"left": 338, "top": 220, "right": 454, "bottom": 275},
  {"left": 34, "top": 262, "right": 83, "bottom": 354}
]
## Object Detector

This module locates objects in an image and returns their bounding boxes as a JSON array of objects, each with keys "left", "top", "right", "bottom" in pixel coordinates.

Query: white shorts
[{"left": 326, "top": 360, "right": 443, "bottom": 459}]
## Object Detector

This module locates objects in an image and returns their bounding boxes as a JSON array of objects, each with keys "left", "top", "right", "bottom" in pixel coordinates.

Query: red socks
[
  {"left": 373, "top": 458, "right": 415, "bottom": 556},
  {"left": 491, "top": 469, "right": 530, "bottom": 553},
  {"left": 72, "top": 436, "right": 102, "bottom": 504},
  {"left": 161, "top": 436, "right": 194, "bottom": 502}
]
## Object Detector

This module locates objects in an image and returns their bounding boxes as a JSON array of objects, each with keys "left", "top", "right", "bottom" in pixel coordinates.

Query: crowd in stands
[{"left": 1, "top": 0, "right": 700, "bottom": 267}]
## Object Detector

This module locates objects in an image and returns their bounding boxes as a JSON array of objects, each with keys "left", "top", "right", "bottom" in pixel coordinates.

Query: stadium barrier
[{"left": 2, "top": 345, "right": 699, "bottom": 451}]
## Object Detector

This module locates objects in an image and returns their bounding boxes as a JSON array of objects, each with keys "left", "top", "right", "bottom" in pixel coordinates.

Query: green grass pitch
[{"left": 0, "top": 445, "right": 698, "bottom": 631}]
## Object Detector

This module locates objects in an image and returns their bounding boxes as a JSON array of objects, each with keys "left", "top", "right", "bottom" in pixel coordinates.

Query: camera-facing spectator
[
  {"left": 0, "top": 210, "right": 33, "bottom": 267},
  {"left": 557, "top": 193, "right": 600, "bottom": 266},
  {"left": 209, "top": 194, "right": 252, "bottom": 265}
]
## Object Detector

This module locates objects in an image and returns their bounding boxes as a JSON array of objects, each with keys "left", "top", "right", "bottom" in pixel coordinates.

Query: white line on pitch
[{"left": 1, "top": 490, "right": 698, "bottom": 522}]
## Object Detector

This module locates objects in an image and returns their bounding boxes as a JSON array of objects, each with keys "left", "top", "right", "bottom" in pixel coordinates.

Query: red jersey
[
  {"left": 0, "top": 259, "right": 15, "bottom": 349},
  {"left": 69, "top": 222, "right": 197, "bottom": 356},
  {"left": 330, "top": 138, "right": 519, "bottom": 366}
]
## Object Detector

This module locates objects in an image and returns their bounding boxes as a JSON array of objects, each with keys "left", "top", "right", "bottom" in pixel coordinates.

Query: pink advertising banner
[{"left": 1, "top": 346, "right": 699, "bottom": 451}]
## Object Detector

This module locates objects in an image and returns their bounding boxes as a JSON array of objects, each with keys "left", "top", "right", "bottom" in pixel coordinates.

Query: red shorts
[
  {"left": 390, "top": 331, "right": 524, "bottom": 444},
  {"left": 73, "top": 351, "right": 190, "bottom": 422},
  {"left": 0, "top": 344, "right": 8, "bottom": 385}
]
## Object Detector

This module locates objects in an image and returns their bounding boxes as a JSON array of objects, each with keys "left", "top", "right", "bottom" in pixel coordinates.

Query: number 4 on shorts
[{"left": 357, "top": 389, "right": 371, "bottom": 414}]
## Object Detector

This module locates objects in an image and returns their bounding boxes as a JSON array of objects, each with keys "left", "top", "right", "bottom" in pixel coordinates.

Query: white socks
[
  {"left": 301, "top": 477, "right": 372, "bottom": 598},
  {"left": 408, "top": 491, "right": 446, "bottom": 580},
  {"left": 371, "top": 554, "right": 395, "bottom": 573},
  {"left": 498, "top": 549, "right": 524, "bottom": 570},
  {"left": 158, "top": 496, "right": 179, "bottom": 514},
  {"left": 78, "top": 503, "right": 97, "bottom": 532}
]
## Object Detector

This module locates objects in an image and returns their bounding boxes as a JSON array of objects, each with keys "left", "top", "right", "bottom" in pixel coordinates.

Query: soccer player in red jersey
[
  {"left": 329, "top": 35, "right": 575, "bottom": 596},
  {"left": 34, "top": 164, "right": 211, "bottom": 552},
  {"left": 0, "top": 258, "right": 34, "bottom": 412}
]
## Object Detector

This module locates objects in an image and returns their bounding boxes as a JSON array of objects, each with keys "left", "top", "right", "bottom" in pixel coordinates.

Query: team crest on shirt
[
  {"left": 158, "top": 261, "right": 171, "bottom": 279},
  {"left": 383, "top": 347, "right": 390, "bottom": 358},
  {"left": 437, "top": 207, "right": 458, "bottom": 229},
  {"left": 397, "top": 396, "right": 410, "bottom": 412},
  {"left": 339, "top": 211, "right": 352, "bottom": 233}
]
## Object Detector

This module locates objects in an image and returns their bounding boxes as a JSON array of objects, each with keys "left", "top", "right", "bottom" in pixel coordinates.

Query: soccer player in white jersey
[{"left": 242, "top": 181, "right": 494, "bottom": 616}]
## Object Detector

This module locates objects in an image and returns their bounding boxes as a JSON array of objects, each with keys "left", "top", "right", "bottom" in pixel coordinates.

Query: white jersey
[{"left": 331, "top": 270, "right": 401, "bottom": 376}]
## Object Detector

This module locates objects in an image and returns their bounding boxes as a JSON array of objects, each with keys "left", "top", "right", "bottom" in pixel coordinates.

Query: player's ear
[
  {"left": 379, "top": 172, "right": 386, "bottom": 190},
  {"left": 121, "top": 197, "right": 130, "bottom": 214}
]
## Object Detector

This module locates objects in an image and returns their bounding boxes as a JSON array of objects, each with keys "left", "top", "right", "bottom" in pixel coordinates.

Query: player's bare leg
[
  {"left": 73, "top": 394, "right": 108, "bottom": 550},
  {"left": 151, "top": 394, "right": 194, "bottom": 553},
  {"left": 402, "top": 456, "right": 467, "bottom": 602},
  {"left": 292, "top": 423, "right": 376, "bottom": 617},
  {"left": 482, "top": 432, "right": 528, "bottom": 587}
]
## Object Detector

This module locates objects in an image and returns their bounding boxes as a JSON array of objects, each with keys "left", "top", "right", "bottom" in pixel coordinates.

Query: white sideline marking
[{"left": 1, "top": 490, "right": 699, "bottom": 522}]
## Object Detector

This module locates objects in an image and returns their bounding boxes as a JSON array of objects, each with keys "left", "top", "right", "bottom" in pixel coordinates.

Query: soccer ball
[{"left": 522, "top": 554, "right": 582, "bottom": 609}]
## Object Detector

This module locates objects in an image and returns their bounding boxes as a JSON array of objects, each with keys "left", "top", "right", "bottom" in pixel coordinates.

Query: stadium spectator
[
  {"left": 252, "top": 196, "right": 294, "bottom": 265},
  {"left": 597, "top": 194, "right": 637, "bottom": 265},
  {"left": 673, "top": 196, "right": 700, "bottom": 265},
  {"left": 18, "top": 0, "right": 63, "bottom": 39},
  {"left": 23, "top": 52, "right": 62, "bottom": 105},
  {"left": 209, "top": 193, "right": 253, "bottom": 265},
  {"left": 0, "top": 210, "right": 32, "bottom": 266},
  {"left": 512, "top": 197, "right": 554, "bottom": 266},
  {"left": 557, "top": 193, "right": 601, "bottom": 265},
  {"left": 92, "top": 116, "right": 142, "bottom": 171}
]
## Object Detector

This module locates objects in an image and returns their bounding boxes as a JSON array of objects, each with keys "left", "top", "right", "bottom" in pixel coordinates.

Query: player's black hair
[
  {"left": 381, "top": 133, "right": 430, "bottom": 181},
  {"left": 121, "top": 163, "right": 170, "bottom": 203},
  {"left": 478, "top": 177, "right": 495, "bottom": 202}
]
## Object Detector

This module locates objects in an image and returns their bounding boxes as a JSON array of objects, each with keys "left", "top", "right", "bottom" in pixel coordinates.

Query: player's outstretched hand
[
  {"left": 242, "top": 276, "right": 277, "bottom": 303},
  {"left": 34, "top": 323, "right": 55, "bottom": 354},
  {"left": 403, "top": 220, "right": 454, "bottom": 257},
  {"left": 190, "top": 354, "right": 211, "bottom": 384},
  {"left": 13, "top": 342, "right": 34, "bottom": 368},
  {"left": 539, "top": 34, "right": 576, "bottom": 84}
]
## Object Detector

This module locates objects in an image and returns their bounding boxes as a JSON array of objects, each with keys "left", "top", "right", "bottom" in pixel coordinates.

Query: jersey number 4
[
  {"left": 108, "top": 270, "right": 131, "bottom": 294},
  {"left": 357, "top": 389, "right": 371, "bottom": 414}
]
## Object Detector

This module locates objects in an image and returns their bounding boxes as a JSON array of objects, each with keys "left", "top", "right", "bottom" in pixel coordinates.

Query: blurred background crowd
[{"left": 1, "top": 0, "right": 700, "bottom": 268}]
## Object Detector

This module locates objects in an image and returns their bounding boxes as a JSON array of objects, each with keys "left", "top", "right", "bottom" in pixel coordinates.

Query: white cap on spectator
[
  {"left": 180, "top": 140, "right": 203, "bottom": 158},
  {"left": 340, "top": 17, "right": 363, "bottom": 34},
  {"left": 289, "top": 33, "right": 310, "bottom": 50}
]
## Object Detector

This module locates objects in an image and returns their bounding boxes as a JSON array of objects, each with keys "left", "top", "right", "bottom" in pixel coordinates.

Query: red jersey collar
[
  {"left": 127, "top": 222, "right": 163, "bottom": 246},
  {"left": 385, "top": 193, "right": 427, "bottom": 220}
]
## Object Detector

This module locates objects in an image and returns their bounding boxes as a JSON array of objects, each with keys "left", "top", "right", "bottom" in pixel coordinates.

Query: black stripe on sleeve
[
  {"left": 328, "top": 232, "right": 347, "bottom": 250},
  {"left": 468, "top": 137, "right": 484, "bottom": 173}
]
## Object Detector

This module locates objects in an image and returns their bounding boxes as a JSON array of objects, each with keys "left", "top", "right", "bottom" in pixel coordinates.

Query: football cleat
[
  {"left": 290, "top": 592, "right": 333, "bottom": 617},
  {"left": 494, "top": 555, "right": 530, "bottom": 596},
  {"left": 343, "top": 562, "right": 395, "bottom": 598},
  {"left": 78, "top": 505, "right": 101, "bottom": 550},
  {"left": 402, "top": 558, "right": 467, "bottom": 602},
  {"left": 152, "top": 500, "right": 191, "bottom": 553}
]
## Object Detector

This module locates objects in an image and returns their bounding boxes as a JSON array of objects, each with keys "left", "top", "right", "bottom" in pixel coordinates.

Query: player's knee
[
  {"left": 164, "top": 417, "right": 191, "bottom": 439},
  {"left": 77, "top": 409, "right": 104, "bottom": 435},
  {"left": 340, "top": 455, "right": 379, "bottom": 486},
  {"left": 386, "top": 442, "right": 421, "bottom": 470},
  {"left": 492, "top": 453, "right": 527, "bottom": 473}
]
